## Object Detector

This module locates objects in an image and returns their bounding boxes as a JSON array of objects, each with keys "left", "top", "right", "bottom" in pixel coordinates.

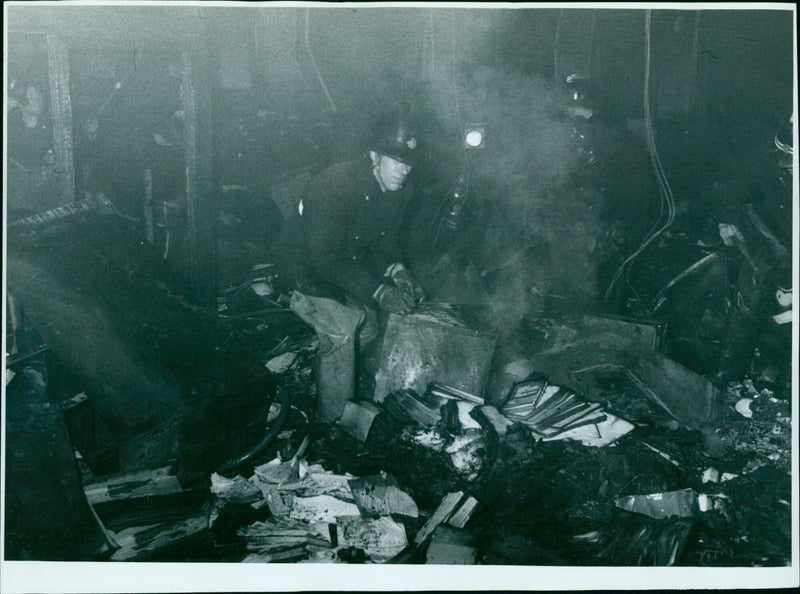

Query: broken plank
[
  {"left": 528, "top": 399, "right": 588, "bottom": 427},
  {"left": 109, "top": 514, "right": 209, "bottom": 561},
  {"left": 446, "top": 496, "right": 479, "bottom": 529},
  {"left": 425, "top": 525, "right": 477, "bottom": 564},
  {"left": 414, "top": 491, "right": 465, "bottom": 546},
  {"left": 526, "top": 391, "right": 578, "bottom": 425},
  {"left": 84, "top": 466, "right": 184, "bottom": 505},
  {"left": 532, "top": 382, "right": 559, "bottom": 410},
  {"left": 532, "top": 386, "right": 573, "bottom": 412}
]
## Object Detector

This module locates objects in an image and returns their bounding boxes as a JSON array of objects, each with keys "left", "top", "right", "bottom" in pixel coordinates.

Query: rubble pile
[
  {"left": 219, "top": 337, "right": 791, "bottom": 566},
  {"left": 6, "top": 270, "right": 793, "bottom": 567},
  {"left": 712, "top": 379, "right": 792, "bottom": 474},
  {"left": 209, "top": 450, "right": 424, "bottom": 563},
  {"left": 50, "top": 320, "right": 791, "bottom": 567}
]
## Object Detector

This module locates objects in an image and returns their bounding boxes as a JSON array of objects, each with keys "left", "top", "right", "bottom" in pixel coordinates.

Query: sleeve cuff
[
  {"left": 373, "top": 283, "right": 390, "bottom": 302},
  {"left": 384, "top": 262, "right": 406, "bottom": 278}
]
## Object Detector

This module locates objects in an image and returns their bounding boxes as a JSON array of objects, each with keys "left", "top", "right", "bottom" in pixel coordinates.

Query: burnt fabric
[{"left": 274, "top": 156, "right": 414, "bottom": 305}]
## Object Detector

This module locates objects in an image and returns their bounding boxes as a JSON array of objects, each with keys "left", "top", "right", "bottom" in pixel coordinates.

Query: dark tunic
[{"left": 274, "top": 156, "right": 414, "bottom": 304}]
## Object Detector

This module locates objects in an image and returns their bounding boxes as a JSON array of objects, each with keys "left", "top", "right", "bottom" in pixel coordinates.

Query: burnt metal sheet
[
  {"left": 579, "top": 314, "right": 665, "bottom": 351},
  {"left": 373, "top": 307, "right": 496, "bottom": 403},
  {"left": 527, "top": 337, "right": 719, "bottom": 428}
]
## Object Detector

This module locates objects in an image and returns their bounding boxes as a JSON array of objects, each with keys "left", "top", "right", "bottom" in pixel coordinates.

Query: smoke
[
  {"left": 461, "top": 67, "right": 577, "bottom": 188},
  {"left": 427, "top": 66, "right": 605, "bottom": 334}
]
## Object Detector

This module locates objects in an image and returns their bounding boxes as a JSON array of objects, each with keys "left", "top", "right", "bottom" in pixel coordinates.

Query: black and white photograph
[{"left": 2, "top": 1, "right": 797, "bottom": 592}]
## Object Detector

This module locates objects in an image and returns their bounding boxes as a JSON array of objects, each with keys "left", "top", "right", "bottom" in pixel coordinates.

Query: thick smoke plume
[{"left": 427, "top": 66, "right": 605, "bottom": 334}]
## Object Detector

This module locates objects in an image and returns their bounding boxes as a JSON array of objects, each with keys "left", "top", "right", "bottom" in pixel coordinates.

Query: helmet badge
[{"left": 406, "top": 137, "right": 417, "bottom": 150}]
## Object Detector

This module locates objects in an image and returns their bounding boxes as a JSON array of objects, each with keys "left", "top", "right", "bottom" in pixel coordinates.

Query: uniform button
[
  {"left": 365, "top": 195, "right": 370, "bottom": 201},
  {"left": 355, "top": 235, "right": 360, "bottom": 240},
  {"left": 352, "top": 256, "right": 357, "bottom": 260},
  {"left": 380, "top": 231, "right": 386, "bottom": 236}
]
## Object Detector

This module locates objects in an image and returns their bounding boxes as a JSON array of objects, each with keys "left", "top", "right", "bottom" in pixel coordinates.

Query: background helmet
[{"left": 369, "top": 106, "right": 419, "bottom": 165}]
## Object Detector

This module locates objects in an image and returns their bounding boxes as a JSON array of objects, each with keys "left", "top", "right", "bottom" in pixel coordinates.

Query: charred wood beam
[
  {"left": 181, "top": 35, "right": 217, "bottom": 307},
  {"left": 46, "top": 32, "right": 75, "bottom": 204}
]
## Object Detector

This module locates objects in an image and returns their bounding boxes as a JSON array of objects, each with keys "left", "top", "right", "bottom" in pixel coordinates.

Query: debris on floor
[
  {"left": 711, "top": 379, "right": 792, "bottom": 474},
  {"left": 338, "top": 400, "right": 381, "bottom": 442},
  {"left": 238, "top": 517, "right": 332, "bottom": 562},
  {"left": 335, "top": 515, "right": 409, "bottom": 562},
  {"left": 502, "top": 377, "right": 607, "bottom": 438},
  {"left": 6, "top": 275, "right": 792, "bottom": 567},
  {"left": 614, "top": 488, "right": 698, "bottom": 519},
  {"left": 109, "top": 512, "right": 212, "bottom": 561},
  {"left": 415, "top": 491, "right": 469, "bottom": 546},
  {"left": 54, "top": 327, "right": 794, "bottom": 567},
  {"left": 349, "top": 472, "right": 419, "bottom": 518},
  {"left": 204, "top": 444, "right": 417, "bottom": 563},
  {"left": 425, "top": 525, "right": 477, "bottom": 564}
]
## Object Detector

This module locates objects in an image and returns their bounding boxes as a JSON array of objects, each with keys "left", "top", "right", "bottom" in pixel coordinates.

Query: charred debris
[{"left": 3, "top": 5, "right": 795, "bottom": 569}]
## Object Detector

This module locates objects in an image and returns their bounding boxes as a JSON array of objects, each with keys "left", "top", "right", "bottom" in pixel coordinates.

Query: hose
[
  {"left": 604, "top": 10, "right": 676, "bottom": 303},
  {"left": 651, "top": 252, "right": 723, "bottom": 312},
  {"left": 215, "top": 383, "right": 291, "bottom": 475}
]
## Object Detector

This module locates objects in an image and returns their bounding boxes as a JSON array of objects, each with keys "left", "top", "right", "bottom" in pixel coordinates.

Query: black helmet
[{"left": 369, "top": 107, "right": 419, "bottom": 165}]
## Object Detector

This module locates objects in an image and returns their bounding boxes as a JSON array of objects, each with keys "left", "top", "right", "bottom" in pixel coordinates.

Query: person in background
[
  {"left": 7, "top": 77, "right": 54, "bottom": 168},
  {"left": 272, "top": 107, "right": 425, "bottom": 422},
  {"left": 561, "top": 73, "right": 660, "bottom": 306}
]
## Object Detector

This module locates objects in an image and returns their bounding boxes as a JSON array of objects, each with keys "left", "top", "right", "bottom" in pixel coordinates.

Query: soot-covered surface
[{"left": 41, "top": 293, "right": 782, "bottom": 568}]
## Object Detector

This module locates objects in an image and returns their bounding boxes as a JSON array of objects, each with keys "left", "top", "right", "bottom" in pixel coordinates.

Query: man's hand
[
  {"left": 392, "top": 268, "right": 426, "bottom": 303},
  {"left": 375, "top": 283, "right": 416, "bottom": 314}
]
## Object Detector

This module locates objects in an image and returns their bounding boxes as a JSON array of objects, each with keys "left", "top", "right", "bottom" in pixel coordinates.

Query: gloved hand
[
  {"left": 374, "top": 283, "right": 416, "bottom": 314},
  {"left": 392, "top": 268, "right": 426, "bottom": 303}
]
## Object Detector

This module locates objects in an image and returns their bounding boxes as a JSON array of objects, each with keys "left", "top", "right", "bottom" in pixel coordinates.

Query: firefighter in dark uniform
[{"left": 274, "top": 110, "right": 425, "bottom": 422}]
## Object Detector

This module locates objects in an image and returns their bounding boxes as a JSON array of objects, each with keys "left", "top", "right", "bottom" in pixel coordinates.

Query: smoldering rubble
[{"left": 3, "top": 4, "right": 795, "bottom": 583}]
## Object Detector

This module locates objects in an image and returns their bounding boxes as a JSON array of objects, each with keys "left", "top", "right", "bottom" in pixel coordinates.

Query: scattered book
[
  {"left": 502, "top": 376, "right": 607, "bottom": 438},
  {"left": 383, "top": 389, "right": 441, "bottom": 426},
  {"left": 425, "top": 382, "right": 485, "bottom": 406}
]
